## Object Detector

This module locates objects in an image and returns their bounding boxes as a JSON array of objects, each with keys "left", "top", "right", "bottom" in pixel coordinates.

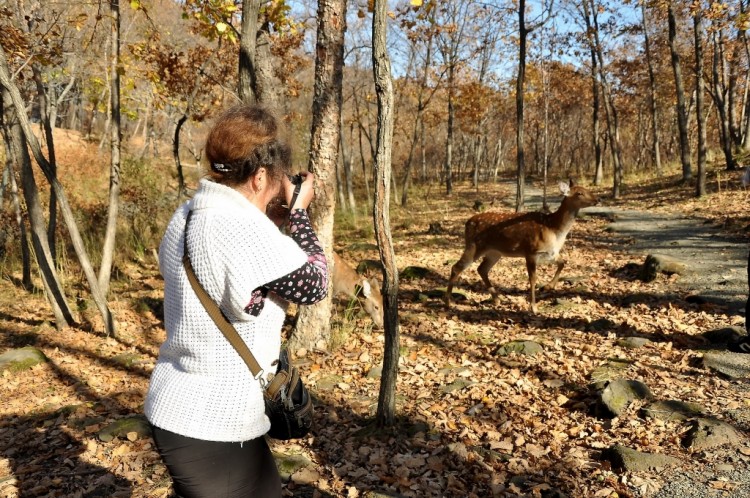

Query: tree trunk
[
  {"left": 239, "top": 0, "right": 261, "bottom": 103},
  {"left": 98, "top": 0, "right": 122, "bottom": 298},
  {"left": 5, "top": 160, "right": 31, "bottom": 288},
  {"left": 345, "top": 121, "right": 356, "bottom": 211},
  {"left": 290, "top": 0, "right": 346, "bottom": 352},
  {"left": 0, "top": 44, "right": 115, "bottom": 336},
  {"left": 515, "top": 0, "right": 528, "bottom": 212},
  {"left": 641, "top": 1, "right": 663, "bottom": 176},
  {"left": 372, "top": 0, "right": 399, "bottom": 428},
  {"left": 3, "top": 89, "right": 73, "bottom": 327},
  {"left": 445, "top": 64, "right": 454, "bottom": 195},
  {"left": 254, "top": 27, "right": 284, "bottom": 111},
  {"left": 668, "top": 1, "right": 693, "bottom": 181},
  {"left": 694, "top": 9, "right": 707, "bottom": 197},
  {"left": 31, "top": 66, "right": 59, "bottom": 262},
  {"left": 710, "top": 28, "right": 737, "bottom": 171}
]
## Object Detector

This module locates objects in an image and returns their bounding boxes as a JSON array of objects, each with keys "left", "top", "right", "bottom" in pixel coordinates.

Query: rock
[
  {"left": 702, "top": 351, "right": 750, "bottom": 379},
  {"left": 493, "top": 340, "right": 543, "bottom": 357},
  {"left": 426, "top": 222, "right": 444, "bottom": 235},
  {"left": 702, "top": 326, "right": 747, "bottom": 345},
  {"left": 617, "top": 337, "right": 651, "bottom": 349},
  {"left": 586, "top": 318, "right": 617, "bottom": 334},
  {"left": 315, "top": 374, "right": 344, "bottom": 391},
  {"left": 641, "top": 400, "right": 704, "bottom": 421},
  {"left": 274, "top": 452, "right": 312, "bottom": 481},
  {"left": 346, "top": 242, "right": 379, "bottom": 252},
  {"left": 682, "top": 418, "right": 742, "bottom": 450},
  {"left": 366, "top": 366, "right": 382, "bottom": 379},
  {"left": 589, "top": 359, "right": 632, "bottom": 390},
  {"left": 110, "top": 353, "right": 143, "bottom": 368},
  {"left": 399, "top": 266, "right": 442, "bottom": 281},
  {"left": 440, "top": 378, "right": 476, "bottom": 394},
  {"left": 356, "top": 259, "right": 384, "bottom": 274},
  {"left": 0, "top": 347, "right": 47, "bottom": 372},
  {"left": 602, "top": 444, "right": 681, "bottom": 472},
  {"left": 424, "top": 288, "right": 467, "bottom": 301},
  {"left": 98, "top": 416, "right": 151, "bottom": 442},
  {"left": 639, "top": 253, "right": 688, "bottom": 282},
  {"left": 600, "top": 379, "right": 653, "bottom": 416}
]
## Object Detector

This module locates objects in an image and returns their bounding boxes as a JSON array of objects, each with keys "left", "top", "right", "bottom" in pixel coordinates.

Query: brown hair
[{"left": 204, "top": 105, "right": 291, "bottom": 186}]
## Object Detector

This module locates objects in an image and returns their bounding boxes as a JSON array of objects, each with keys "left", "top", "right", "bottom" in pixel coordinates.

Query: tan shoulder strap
[{"left": 182, "top": 211, "right": 265, "bottom": 380}]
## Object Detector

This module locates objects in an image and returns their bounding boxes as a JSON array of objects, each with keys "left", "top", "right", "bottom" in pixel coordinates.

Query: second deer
[
  {"left": 444, "top": 180, "right": 599, "bottom": 313},
  {"left": 332, "top": 252, "right": 384, "bottom": 328}
]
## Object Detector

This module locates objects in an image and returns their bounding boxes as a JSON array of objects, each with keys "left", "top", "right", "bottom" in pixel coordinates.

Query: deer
[
  {"left": 444, "top": 180, "right": 599, "bottom": 313},
  {"left": 332, "top": 251, "right": 384, "bottom": 328}
]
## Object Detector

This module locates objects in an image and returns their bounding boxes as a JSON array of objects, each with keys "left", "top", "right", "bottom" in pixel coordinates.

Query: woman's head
[{"left": 205, "top": 105, "right": 292, "bottom": 187}]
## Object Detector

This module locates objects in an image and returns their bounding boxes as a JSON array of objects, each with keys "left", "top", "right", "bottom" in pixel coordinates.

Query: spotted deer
[
  {"left": 333, "top": 252, "right": 384, "bottom": 328},
  {"left": 445, "top": 180, "right": 599, "bottom": 313}
]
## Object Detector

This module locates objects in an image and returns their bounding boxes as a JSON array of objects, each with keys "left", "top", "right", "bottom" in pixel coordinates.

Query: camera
[{"left": 288, "top": 173, "right": 303, "bottom": 186}]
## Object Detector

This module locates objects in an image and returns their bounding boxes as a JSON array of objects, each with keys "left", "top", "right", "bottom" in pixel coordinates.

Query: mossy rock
[
  {"left": 682, "top": 418, "right": 742, "bottom": 450},
  {"left": 493, "top": 340, "right": 543, "bottom": 357},
  {"left": 0, "top": 347, "right": 47, "bottom": 372},
  {"left": 589, "top": 358, "right": 632, "bottom": 390},
  {"left": 424, "top": 288, "right": 468, "bottom": 301},
  {"left": 600, "top": 379, "right": 653, "bottom": 416},
  {"left": 602, "top": 444, "right": 680, "bottom": 472},
  {"left": 98, "top": 415, "right": 151, "bottom": 442},
  {"left": 346, "top": 242, "right": 379, "bottom": 253},
  {"left": 315, "top": 374, "right": 344, "bottom": 392},
  {"left": 111, "top": 353, "right": 143, "bottom": 368},
  {"left": 641, "top": 400, "right": 704, "bottom": 421},
  {"left": 616, "top": 337, "right": 651, "bottom": 349},
  {"left": 399, "top": 266, "right": 442, "bottom": 281},
  {"left": 274, "top": 452, "right": 312, "bottom": 481},
  {"left": 356, "top": 259, "right": 384, "bottom": 274},
  {"left": 440, "top": 378, "right": 476, "bottom": 394}
]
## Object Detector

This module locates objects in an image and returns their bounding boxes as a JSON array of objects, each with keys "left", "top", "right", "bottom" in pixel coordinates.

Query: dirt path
[{"left": 513, "top": 183, "right": 750, "bottom": 498}]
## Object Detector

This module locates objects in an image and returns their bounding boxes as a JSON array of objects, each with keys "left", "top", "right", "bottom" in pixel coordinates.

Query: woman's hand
[{"left": 284, "top": 172, "right": 315, "bottom": 210}]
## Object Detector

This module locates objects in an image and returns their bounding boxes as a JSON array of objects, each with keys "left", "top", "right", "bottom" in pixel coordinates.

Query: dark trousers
[{"left": 150, "top": 424, "right": 281, "bottom": 498}]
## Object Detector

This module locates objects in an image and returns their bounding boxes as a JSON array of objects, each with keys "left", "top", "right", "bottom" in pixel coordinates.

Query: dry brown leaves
[{"left": 1, "top": 166, "right": 749, "bottom": 497}]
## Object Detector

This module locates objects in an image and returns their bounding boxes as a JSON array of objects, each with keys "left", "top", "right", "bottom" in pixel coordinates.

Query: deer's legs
[
  {"left": 445, "top": 245, "right": 477, "bottom": 306},
  {"left": 525, "top": 256, "right": 538, "bottom": 313},
  {"left": 540, "top": 257, "right": 565, "bottom": 291},
  {"left": 477, "top": 252, "right": 501, "bottom": 302}
]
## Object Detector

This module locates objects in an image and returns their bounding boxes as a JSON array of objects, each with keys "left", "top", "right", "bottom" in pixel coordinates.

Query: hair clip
[{"left": 212, "top": 163, "right": 231, "bottom": 172}]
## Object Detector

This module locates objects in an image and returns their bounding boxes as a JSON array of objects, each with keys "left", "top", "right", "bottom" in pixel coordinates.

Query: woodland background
[{"left": 1, "top": 0, "right": 750, "bottom": 497}]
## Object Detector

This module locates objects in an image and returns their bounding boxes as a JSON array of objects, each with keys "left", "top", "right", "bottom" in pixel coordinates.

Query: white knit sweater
[{"left": 145, "top": 179, "right": 307, "bottom": 442}]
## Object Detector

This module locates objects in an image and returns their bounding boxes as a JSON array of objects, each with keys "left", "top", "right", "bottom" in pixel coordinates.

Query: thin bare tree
[{"left": 372, "top": 0, "right": 399, "bottom": 428}]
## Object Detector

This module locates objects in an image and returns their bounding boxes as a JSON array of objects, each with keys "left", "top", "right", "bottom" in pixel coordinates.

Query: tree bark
[
  {"left": 694, "top": 9, "right": 707, "bottom": 197},
  {"left": 239, "top": 0, "right": 261, "bottom": 103},
  {"left": 515, "top": 0, "right": 528, "bottom": 212},
  {"left": 641, "top": 1, "right": 663, "bottom": 176},
  {"left": 667, "top": 1, "right": 693, "bottom": 181},
  {"left": 5, "top": 160, "right": 31, "bottom": 288},
  {"left": 98, "top": 0, "right": 122, "bottom": 298},
  {"left": 372, "top": 0, "right": 399, "bottom": 428},
  {"left": 290, "top": 0, "right": 346, "bottom": 351}
]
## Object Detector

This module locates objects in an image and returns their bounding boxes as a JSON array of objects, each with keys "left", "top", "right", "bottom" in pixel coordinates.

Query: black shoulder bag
[{"left": 182, "top": 205, "right": 313, "bottom": 440}]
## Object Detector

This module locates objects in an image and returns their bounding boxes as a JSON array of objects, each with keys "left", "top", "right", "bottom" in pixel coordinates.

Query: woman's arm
[{"left": 245, "top": 209, "right": 328, "bottom": 315}]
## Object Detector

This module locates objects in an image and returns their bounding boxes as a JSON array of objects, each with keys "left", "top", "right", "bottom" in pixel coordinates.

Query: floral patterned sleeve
[{"left": 245, "top": 209, "right": 329, "bottom": 316}]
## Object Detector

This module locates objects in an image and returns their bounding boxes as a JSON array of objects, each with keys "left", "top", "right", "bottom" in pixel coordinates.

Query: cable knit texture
[{"left": 145, "top": 179, "right": 307, "bottom": 442}]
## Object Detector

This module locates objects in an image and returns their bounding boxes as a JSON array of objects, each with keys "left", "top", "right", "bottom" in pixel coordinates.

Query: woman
[{"left": 145, "top": 105, "right": 328, "bottom": 498}]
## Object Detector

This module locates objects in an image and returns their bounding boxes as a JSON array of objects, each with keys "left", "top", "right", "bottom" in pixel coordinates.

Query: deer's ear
[
  {"left": 360, "top": 280, "right": 372, "bottom": 298},
  {"left": 569, "top": 177, "right": 577, "bottom": 187},
  {"left": 559, "top": 181, "right": 571, "bottom": 196}
]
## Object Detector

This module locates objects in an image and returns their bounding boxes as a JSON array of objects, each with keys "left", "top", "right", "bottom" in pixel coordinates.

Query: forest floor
[{"left": 1, "top": 166, "right": 749, "bottom": 498}]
